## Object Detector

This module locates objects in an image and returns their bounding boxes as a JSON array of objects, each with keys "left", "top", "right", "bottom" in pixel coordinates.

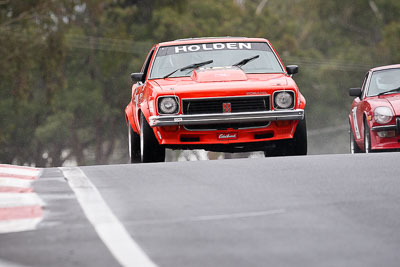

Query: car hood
[
  {"left": 152, "top": 69, "right": 292, "bottom": 95},
  {"left": 382, "top": 94, "right": 400, "bottom": 116}
]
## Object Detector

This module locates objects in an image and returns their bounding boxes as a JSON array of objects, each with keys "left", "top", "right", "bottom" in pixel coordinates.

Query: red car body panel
[
  {"left": 125, "top": 37, "right": 306, "bottom": 153},
  {"left": 349, "top": 64, "right": 400, "bottom": 151}
]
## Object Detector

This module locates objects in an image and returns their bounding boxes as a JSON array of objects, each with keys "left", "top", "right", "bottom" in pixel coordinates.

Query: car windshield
[
  {"left": 149, "top": 42, "right": 284, "bottom": 79},
  {"left": 367, "top": 68, "right": 400, "bottom": 96}
]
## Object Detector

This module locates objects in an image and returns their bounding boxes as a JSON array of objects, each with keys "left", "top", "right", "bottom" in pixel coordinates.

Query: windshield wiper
[
  {"left": 232, "top": 55, "right": 260, "bottom": 68},
  {"left": 378, "top": 86, "right": 400, "bottom": 96},
  {"left": 163, "top": 60, "right": 214, "bottom": 79}
]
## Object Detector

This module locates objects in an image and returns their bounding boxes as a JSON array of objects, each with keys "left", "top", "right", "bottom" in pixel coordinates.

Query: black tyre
[
  {"left": 349, "top": 124, "right": 361, "bottom": 154},
  {"left": 128, "top": 124, "right": 141, "bottom": 163},
  {"left": 264, "top": 117, "right": 307, "bottom": 157},
  {"left": 290, "top": 117, "right": 308, "bottom": 155},
  {"left": 264, "top": 140, "right": 290, "bottom": 157},
  {"left": 140, "top": 113, "right": 165, "bottom": 163},
  {"left": 364, "top": 119, "right": 371, "bottom": 153}
]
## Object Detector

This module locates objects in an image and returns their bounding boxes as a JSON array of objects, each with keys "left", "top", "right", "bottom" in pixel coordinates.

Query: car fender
[
  {"left": 348, "top": 114, "right": 356, "bottom": 136},
  {"left": 139, "top": 99, "right": 152, "bottom": 129},
  {"left": 349, "top": 108, "right": 361, "bottom": 140},
  {"left": 289, "top": 93, "right": 306, "bottom": 134},
  {"left": 363, "top": 110, "right": 378, "bottom": 149},
  {"left": 140, "top": 102, "right": 150, "bottom": 121},
  {"left": 362, "top": 111, "right": 369, "bottom": 133},
  {"left": 125, "top": 102, "right": 139, "bottom": 134},
  {"left": 137, "top": 81, "right": 159, "bottom": 131},
  {"left": 298, "top": 92, "right": 306, "bottom": 110}
]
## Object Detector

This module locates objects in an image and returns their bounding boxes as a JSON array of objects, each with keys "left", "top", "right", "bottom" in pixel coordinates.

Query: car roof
[
  {"left": 370, "top": 64, "right": 400, "bottom": 72},
  {"left": 158, "top": 37, "right": 269, "bottom": 47}
]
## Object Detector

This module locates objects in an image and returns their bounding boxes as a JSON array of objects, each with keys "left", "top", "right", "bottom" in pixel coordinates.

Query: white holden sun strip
[{"left": 60, "top": 167, "right": 158, "bottom": 267}]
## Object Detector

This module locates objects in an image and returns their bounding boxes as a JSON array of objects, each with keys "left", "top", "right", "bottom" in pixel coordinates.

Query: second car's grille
[{"left": 182, "top": 96, "right": 270, "bottom": 115}]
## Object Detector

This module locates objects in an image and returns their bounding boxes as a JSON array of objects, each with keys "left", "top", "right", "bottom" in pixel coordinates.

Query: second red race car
[
  {"left": 125, "top": 37, "right": 307, "bottom": 163},
  {"left": 349, "top": 64, "right": 400, "bottom": 153}
]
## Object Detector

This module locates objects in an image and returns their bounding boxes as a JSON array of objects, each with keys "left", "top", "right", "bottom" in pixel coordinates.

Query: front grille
[
  {"left": 184, "top": 121, "right": 270, "bottom": 131},
  {"left": 182, "top": 96, "right": 270, "bottom": 115}
]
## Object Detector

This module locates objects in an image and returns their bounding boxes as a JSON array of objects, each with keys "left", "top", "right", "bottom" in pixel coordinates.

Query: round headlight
[
  {"left": 274, "top": 91, "right": 294, "bottom": 109},
  {"left": 374, "top": 106, "right": 393, "bottom": 124},
  {"left": 158, "top": 97, "right": 179, "bottom": 114}
]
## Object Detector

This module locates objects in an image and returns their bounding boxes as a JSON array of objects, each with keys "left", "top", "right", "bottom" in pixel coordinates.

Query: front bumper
[
  {"left": 370, "top": 117, "right": 400, "bottom": 150},
  {"left": 371, "top": 117, "right": 400, "bottom": 132},
  {"left": 149, "top": 109, "right": 304, "bottom": 127}
]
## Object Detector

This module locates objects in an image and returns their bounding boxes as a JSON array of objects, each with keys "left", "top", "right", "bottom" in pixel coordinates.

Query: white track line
[
  {"left": 131, "top": 209, "right": 286, "bottom": 225},
  {"left": 0, "top": 193, "right": 44, "bottom": 208},
  {"left": 0, "top": 218, "right": 42, "bottom": 234},
  {"left": 60, "top": 167, "right": 158, "bottom": 267}
]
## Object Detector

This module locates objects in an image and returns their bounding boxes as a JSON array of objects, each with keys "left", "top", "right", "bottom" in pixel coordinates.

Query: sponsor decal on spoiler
[{"left": 217, "top": 133, "right": 238, "bottom": 140}]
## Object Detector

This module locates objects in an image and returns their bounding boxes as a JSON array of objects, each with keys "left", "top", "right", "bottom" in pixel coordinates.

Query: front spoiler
[{"left": 149, "top": 109, "right": 304, "bottom": 127}]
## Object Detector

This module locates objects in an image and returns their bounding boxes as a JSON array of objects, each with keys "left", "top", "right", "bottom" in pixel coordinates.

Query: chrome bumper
[
  {"left": 372, "top": 117, "right": 400, "bottom": 132},
  {"left": 149, "top": 109, "right": 304, "bottom": 127},
  {"left": 372, "top": 124, "right": 397, "bottom": 131}
]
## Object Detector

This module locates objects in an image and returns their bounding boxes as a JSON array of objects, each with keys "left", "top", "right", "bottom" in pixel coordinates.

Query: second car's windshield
[
  {"left": 367, "top": 68, "right": 400, "bottom": 96},
  {"left": 149, "top": 42, "right": 284, "bottom": 79}
]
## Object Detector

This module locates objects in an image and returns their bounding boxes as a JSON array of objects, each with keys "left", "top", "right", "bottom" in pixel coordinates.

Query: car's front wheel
[
  {"left": 264, "top": 117, "right": 307, "bottom": 157},
  {"left": 349, "top": 124, "right": 361, "bottom": 154},
  {"left": 128, "top": 124, "right": 141, "bottom": 163},
  {"left": 290, "top": 117, "right": 308, "bottom": 155},
  {"left": 140, "top": 113, "right": 165, "bottom": 163},
  {"left": 364, "top": 119, "right": 372, "bottom": 153}
]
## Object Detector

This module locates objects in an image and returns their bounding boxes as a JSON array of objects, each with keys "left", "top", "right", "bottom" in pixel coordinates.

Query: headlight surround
[
  {"left": 374, "top": 106, "right": 393, "bottom": 124},
  {"left": 157, "top": 96, "right": 179, "bottom": 115},
  {"left": 274, "top": 91, "right": 294, "bottom": 109}
]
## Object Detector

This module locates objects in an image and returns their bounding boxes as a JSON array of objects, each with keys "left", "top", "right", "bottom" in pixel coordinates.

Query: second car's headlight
[
  {"left": 374, "top": 106, "right": 393, "bottom": 124},
  {"left": 158, "top": 96, "right": 179, "bottom": 114},
  {"left": 274, "top": 91, "right": 294, "bottom": 109}
]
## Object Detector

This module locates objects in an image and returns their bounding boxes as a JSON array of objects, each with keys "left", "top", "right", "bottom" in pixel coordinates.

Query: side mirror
[
  {"left": 131, "top": 72, "right": 144, "bottom": 83},
  {"left": 349, "top": 88, "right": 362, "bottom": 97},
  {"left": 286, "top": 65, "right": 298, "bottom": 75}
]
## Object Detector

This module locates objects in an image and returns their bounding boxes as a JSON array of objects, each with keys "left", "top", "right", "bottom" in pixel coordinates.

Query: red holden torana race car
[
  {"left": 349, "top": 64, "right": 400, "bottom": 153},
  {"left": 125, "top": 37, "right": 307, "bottom": 163}
]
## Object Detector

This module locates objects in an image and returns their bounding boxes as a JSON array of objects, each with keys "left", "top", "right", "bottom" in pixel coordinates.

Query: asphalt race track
[{"left": 1, "top": 152, "right": 400, "bottom": 267}]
